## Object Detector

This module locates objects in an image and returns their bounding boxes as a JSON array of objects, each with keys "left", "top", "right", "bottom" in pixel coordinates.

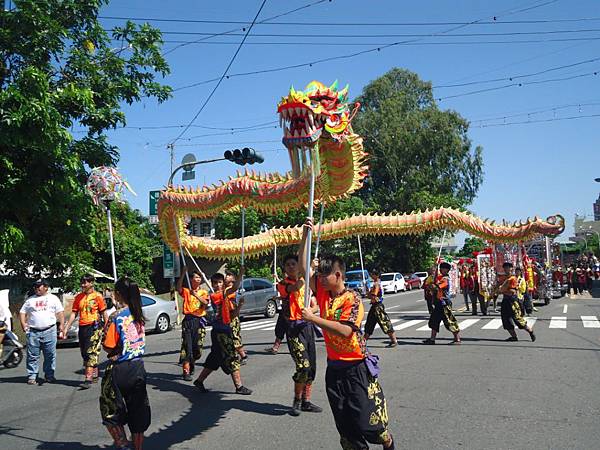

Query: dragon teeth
[{"left": 307, "top": 113, "right": 314, "bottom": 128}]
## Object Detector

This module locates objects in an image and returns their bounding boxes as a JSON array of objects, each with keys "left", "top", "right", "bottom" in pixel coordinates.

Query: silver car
[
  {"left": 238, "top": 277, "right": 278, "bottom": 319},
  {"left": 58, "top": 293, "right": 178, "bottom": 346}
]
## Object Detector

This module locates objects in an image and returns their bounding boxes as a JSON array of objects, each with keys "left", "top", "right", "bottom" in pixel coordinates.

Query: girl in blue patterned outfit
[{"left": 100, "top": 277, "right": 151, "bottom": 450}]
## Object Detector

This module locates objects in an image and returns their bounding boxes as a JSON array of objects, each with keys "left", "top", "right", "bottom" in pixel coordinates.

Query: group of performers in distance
[{"left": 66, "top": 219, "right": 539, "bottom": 450}]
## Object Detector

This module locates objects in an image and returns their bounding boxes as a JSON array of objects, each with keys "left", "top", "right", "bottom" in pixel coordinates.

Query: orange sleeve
[
  {"left": 103, "top": 322, "right": 119, "bottom": 349},
  {"left": 97, "top": 295, "right": 107, "bottom": 312},
  {"left": 339, "top": 293, "right": 364, "bottom": 328},
  {"left": 508, "top": 277, "right": 518, "bottom": 289},
  {"left": 71, "top": 294, "right": 82, "bottom": 312},
  {"left": 277, "top": 282, "right": 288, "bottom": 297},
  {"left": 438, "top": 278, "right": 449, "bottom": 290}
]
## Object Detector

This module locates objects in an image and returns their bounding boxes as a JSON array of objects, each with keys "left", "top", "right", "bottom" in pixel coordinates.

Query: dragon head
[{"left": 277, "top": 80, "right": 352, "bottom": 151}]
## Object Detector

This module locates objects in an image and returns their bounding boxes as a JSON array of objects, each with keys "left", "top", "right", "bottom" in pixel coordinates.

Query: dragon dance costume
[
  {"left": 72, "top": 291, "right": 106, "bottom": 383},
  {"left": 179, "top": 286, "right": 209, "bottom": 379}
]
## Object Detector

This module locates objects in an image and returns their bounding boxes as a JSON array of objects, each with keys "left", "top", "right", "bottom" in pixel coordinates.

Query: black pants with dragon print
[
  {"left": 326, "top": 360, "right": 391, "bottom": 450},
  {"left": 428, "top": 301, "right": 459, "bottom": 334},
  {"left": 78, "top": 324, "right": 103, "bottom": 368},
  {"left": 179, "top": 315, "right": 207, "bottom": 372},
  {"left": 501, "top": 295, "right": 528, "bottom": 331},
  {"left": 230, "top": 316, "right": 243, "bottom": 349},
  {"left": 100, "top": 359, "right": 151, "bottom": 433},
  {"left": 286, "top": 321, "right": 316, "bottom": 384},
  {"left": 364, "top": 302, "right": 394, "bottom": 336},
  {"left": 203, "top": 327, "right": 241, "bottom": 375}
]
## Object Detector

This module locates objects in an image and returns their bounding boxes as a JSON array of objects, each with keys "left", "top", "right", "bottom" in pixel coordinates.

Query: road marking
[
  {"left": 394, "top": 319, "right": 426, "bottom": 331},
  {"left": 549, "top": 317, "right": 567, "bottom": 329},
  {"left": 458, "top": 318, "right": 480, "bottom": 330},
  {"left": 416, "top": 323, "right": 431, "bottom": 331},
  {"left": 581, "top": 316, "right": 600, "bottom": 328},
  {"left": 241, "top": 319, "right": 275, "bottom": 329},
  {"left": 526, "top": 317, "right": 537, "bottom": 328},
  {"left": 416, "top": 299, "right": 425, "bottom": 302},
  {"left": 563, "top": 304, "right": 568, "bottom": 314},
  {"left": 388, "top": 310, "right": 430, "bottom": 314},
  {"left": 262, "top": 325, "right": 276, "bottom": 331},
  {"left": 242, "top": 321, "right": 278, "bottom": 331},
  {"left": 482, "top": 319, "right": 503, "bottom": 329}
]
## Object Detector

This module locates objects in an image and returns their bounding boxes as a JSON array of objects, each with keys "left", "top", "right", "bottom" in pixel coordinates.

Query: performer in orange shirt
[
  {"left": 193, "top": 268, "right": 252, "bottom": 395},
  {"left": 65, "top": 274, "right": 107, "bottom": 388},
  {"left": 423, "top": 262, "right": 461, "bottom": 345},
  {"left": 364, "top": 269, "right": 398, "bottom": 347},
  {"left": 498, "top": 262, "right": 536, "bottom": 342},
  {"left": 299, "top": 219, "right": 395, "bottom": 450},
  {"left": 177, "top": 268, "right": 209, "bottom": 381},
  {"left": 277, "top": 254, "right": 322, "bottom": 416}
]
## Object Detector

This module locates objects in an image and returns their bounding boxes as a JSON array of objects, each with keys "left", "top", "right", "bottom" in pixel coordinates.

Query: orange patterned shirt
[
  {"left": 180, "top": 287, "right": 208, "bottom": 317},
  {"left": 316, "top": 281, "right": 366, "bottom": 362},
  {"left": 72, "top": 291, "right": 106, "bottom": 326}
]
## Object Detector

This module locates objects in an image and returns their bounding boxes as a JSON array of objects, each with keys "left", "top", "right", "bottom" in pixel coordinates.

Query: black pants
[
  {"left": 428, "top": 302, "right": 459, "bottom": 334},
  {"left": 326, "top": 360, "right": 391, "bottom": 450},
  {"left": 469, "top": 292, "right": 487, "bottom": 315},
  {"left": 500, "top": 296, "right": 527, "bottom": 331},
  {"left": 425, "top": 295, "right": 434, "bottom": 315},
  {"left": 179, "top": 315, "right": 206, "bottom": 371},
  {"left": 274, "top": 313, "right": 288, "bottom": 341},
  {"left": 78, "top": 324, "right": 103, "bottom": 368},
  {"left": 364, "top": 302, "right": 394, "bottom": 336},
  {"left": 204, "top": 327, "right": 240, "bottom": 375},
  {"left": 100, "top": 359, "right": 151, "bottom": 433},
  {"left": 287, "top": 322, "right": 317, "bottom": 384}
]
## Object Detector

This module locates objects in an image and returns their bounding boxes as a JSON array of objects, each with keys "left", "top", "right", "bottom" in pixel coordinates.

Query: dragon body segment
[{"left": 158, "top": 81, "right": 564, "bottom": 259}]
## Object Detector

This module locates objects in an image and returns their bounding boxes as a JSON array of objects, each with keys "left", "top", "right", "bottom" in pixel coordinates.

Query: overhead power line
[
  {"left": 435, "top": 55, "right": 600, "bottom": 88},
  {"left": 437, "top": 69, "right": 599, "bottom": 101},
  {"left": 99, "top": 16, "right": 600, "bottom": 27},
  {"left": 127, "top": 28, "right": 600, "bottom": 38},
  {"left": 119, "top": 120, "right": 277, "bottom": 131},
  {"left": 162, "top": 0, "right": 329, "bottom": 56},
  {"left": 470, "top": 113, "right": 600, "bottom": 128},
  {"left": 169, "top": 0, "right": 268, "bottom": 145},
  {"left": 468, "top": 101, "right": 600, "bottom": 123},
  {"left": 170, "top": 0, "right": 576, "bottom": 92}
]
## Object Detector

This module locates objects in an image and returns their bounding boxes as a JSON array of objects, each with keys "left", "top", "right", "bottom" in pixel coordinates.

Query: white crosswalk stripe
[
  {"left": 549, "top": 317, "right": 567, "bottom": 329},
  {"left": 581, "top": 316, "right": 600, "bottom": 328},
  {"left": 235, "top": 314, "right": 600, "bottom": 334}
]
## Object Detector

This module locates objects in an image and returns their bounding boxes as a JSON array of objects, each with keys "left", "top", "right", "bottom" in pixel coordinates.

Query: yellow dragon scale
[{"left": 157, "top": 80, "right": 564, "bottom": 259}]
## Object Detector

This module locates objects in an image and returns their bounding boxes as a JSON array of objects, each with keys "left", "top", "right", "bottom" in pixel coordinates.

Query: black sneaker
[
  {"left": 529, "top": 331, "right": 536, "bottom": 342},
  {"left": 235, "top": 385, "right": 252, "bottom": 395},
  {"left": 422, "top": 338, "right": 435, "bottom": 345},
  {"left": 45, "top": 376, "right": 57, "bottom": 383},
  {"left": 183, "top": 373, "right": 192, "bottom": 381},
  {"left": 239, "top": 356, "right": 248, "bottom": 366},
  {"left": 386, "top": 341, "right": 398, "bottom": 348},
  {"left": 290, "top": 399, "right": 302, "bottom": 416},
  {"left": 301, "top": 401, "right": 322, "bottom": 413},
  {"left": 505, "top": 336, "right": 518, "bottom": 342},
  {"left": 193, "top": 379, "right": 209, "bottom": 393},
  {"left": 79, "top": 380, "right": 92, "bottom": 389}
]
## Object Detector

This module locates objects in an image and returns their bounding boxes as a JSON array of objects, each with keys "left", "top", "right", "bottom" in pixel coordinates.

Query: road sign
[
  {"left": 163, "top": 243, "right": 180, "bottom": 279},
  {"left": 149, "top": 190, "right": 161, "bottom": 215}
]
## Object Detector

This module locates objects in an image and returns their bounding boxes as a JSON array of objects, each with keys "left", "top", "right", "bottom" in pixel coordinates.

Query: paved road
[{"left": 1, "top": 289, "right": 599, "bottom": 449}]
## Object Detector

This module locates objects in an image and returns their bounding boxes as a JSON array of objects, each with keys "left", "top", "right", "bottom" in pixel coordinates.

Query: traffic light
[{"left": 224, "top": 147, "right": 264, "bottom": 165}]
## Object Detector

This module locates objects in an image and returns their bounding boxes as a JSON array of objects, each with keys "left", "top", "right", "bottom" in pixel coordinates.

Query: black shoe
[
  {"left": 290, "top": 399, "right": 302, "bottom": 416},
  {"left": 529, "top": 331, "right": 536, "bottom": 342},
  {"left": 239, "top": 356, "right": 248, "bottom": 366},
  {"left": 505, "top": 336, "right": 518, "bottom": 342},
  {"left": 386, "top": 341, "right": 398, "bottom": 348},
  {"left": 301, "top": 401, "right": 323, "bottom": 413},
  {"left": 422, "top": 338, "right": 435, "bottom": 345},
  {"left": 79, "top": 380, "right": 92, "bottom": 389},
  {"left": 183, "top": 373, "right": 192, "bottom": 381},
  {"left": 235, "top": 385, "right": 252, "bottom": 395},
  {"left": 45, "top": 376, "right": 57, "bottom": 383},
  {"left": 193, "top": 379, "right": 209, "bottom": 393}
]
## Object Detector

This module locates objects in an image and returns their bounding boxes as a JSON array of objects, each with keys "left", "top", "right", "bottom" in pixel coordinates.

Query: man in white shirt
[{"left": 19, "top": 279, "right": 65, "bottom": 385}]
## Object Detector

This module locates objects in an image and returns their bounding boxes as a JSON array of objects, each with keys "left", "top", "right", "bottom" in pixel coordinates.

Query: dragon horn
[{"left": 329, "top": 80, "right": 339, "bottom": 92}]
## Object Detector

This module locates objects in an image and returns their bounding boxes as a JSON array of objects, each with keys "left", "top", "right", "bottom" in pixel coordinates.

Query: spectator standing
[{"left": 19, "top": 279, "right": 65, "bottom": 385}]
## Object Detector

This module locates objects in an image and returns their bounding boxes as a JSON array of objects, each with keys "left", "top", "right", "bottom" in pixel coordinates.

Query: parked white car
[
  {"left": 413, "top": 271, "right": 429, "bottom": 285},
  {"left": 380, "top": 273, "right": 406, "bottom": 294}
]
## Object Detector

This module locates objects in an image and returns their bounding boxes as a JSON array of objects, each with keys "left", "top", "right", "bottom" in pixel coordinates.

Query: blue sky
[{"left": 96, "top": 0, "right": 600, "bottom": 243}]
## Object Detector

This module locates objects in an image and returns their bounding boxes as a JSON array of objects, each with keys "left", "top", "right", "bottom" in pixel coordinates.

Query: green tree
[
  {"left": 457, "top": 236, "right": 487, "bottom": 257},
  {"left": 0, "top": 1, "right": 171, "bottom": 284},
  {"left": 352, "top": 68, "right": 484, "bottom": 272}
]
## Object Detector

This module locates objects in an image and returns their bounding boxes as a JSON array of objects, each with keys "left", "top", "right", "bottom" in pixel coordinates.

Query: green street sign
[
  {"left": 149, "top": 190, "right": 161, "bottom": 216},
  {"left": 163, "top": 243, "right": 180, "bottom": 278}
]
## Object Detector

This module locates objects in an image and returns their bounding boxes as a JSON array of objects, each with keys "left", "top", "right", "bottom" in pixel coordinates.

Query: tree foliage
[
  {"left": 456, "top": 236, "right": 487, "bottom": 257},
  {"left": 352, "top": 68, "right": 484, "bottom": 272},
  {"left": 0, "top": 0, "right": 171, "bottom": 285}
]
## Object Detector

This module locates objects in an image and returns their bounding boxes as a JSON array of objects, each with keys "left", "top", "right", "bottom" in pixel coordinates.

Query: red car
[{"left": 403, "top": 274, "right": 423, "bottom": 290}]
